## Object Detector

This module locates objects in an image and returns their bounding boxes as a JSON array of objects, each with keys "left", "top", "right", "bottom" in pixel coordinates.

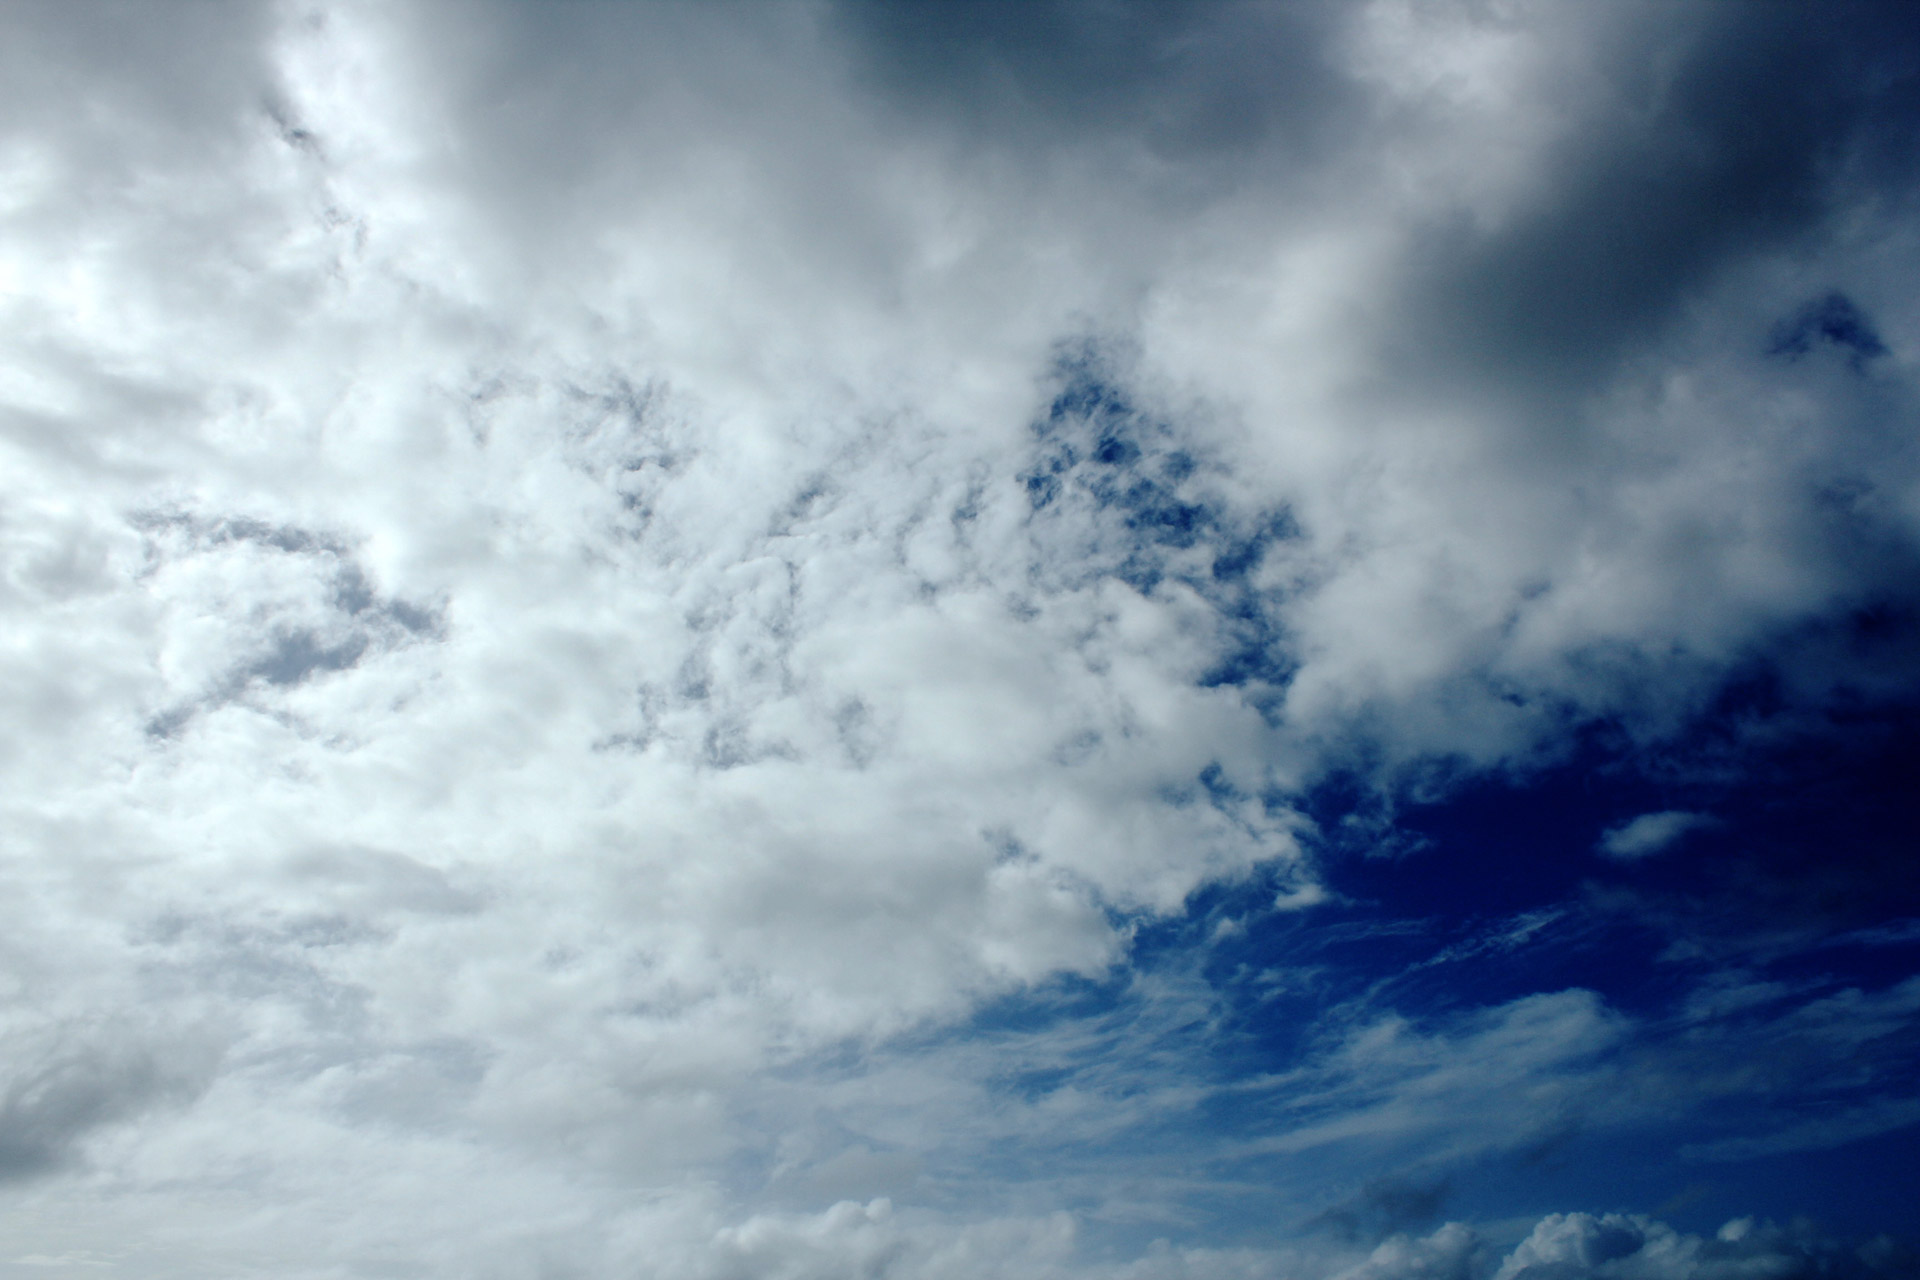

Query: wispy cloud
[{"left": 1597, "top": 811, "right": 1718, "bottom": 861}]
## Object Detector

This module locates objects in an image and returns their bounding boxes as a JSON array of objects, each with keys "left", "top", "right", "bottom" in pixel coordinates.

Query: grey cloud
[
  {"left": 1397, "top": 3, "right": 1920, "bottom": 401},
  {"left": 1305, "top": 1176, "right": 1453, "bottom": 1246},
  {"left": 830, "top": 0, "right": 1358, "bottom": 165},
  {"left": 0, "top": 1021, "right": 221, "bottom": 1183},
  {"left": 0, "top": 1, "right": 277, "bottom": 165},
  {"left": 285, "top": 846, "right": 483, "bottom": 918},
  {"left": 765, "top": 1137, "right": 925, "bottom": 1208},
  {"left": 1769, "top": 293, "right": 1890, "bottom": 369},
  {"left": 249, "top": 627, "right": 370, "bottom": 686},
  {"left": 1198, "top": 4, "right": 1920, "bottom": 780}
]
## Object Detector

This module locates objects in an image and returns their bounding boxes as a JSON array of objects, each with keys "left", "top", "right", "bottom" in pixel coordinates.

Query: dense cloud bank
[{"left": 1, "top": 0, "right": 1917, "bottom": 1274}]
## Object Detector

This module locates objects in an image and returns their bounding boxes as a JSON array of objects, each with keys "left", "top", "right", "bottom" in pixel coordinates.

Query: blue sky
[{"left": 0, "top": 2, "right": 1917, "bottom": 1276}]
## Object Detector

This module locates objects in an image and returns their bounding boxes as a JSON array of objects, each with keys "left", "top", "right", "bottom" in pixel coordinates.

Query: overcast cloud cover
[{"left": 2, "top": 1, "right": 1919, "bottom": 1276}]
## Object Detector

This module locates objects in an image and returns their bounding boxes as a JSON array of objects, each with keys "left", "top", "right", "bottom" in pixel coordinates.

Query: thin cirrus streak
[{"left": 0, "top": 1, "right": 1917, "bottom": 1276}]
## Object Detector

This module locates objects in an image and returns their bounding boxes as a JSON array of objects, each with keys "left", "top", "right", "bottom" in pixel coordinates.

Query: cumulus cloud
[{"left": 0, "top": 0, "right": 1916, "bottom": 1272}]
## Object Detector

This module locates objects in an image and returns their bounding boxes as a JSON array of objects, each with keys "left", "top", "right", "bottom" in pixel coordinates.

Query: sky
[{"left": 1, "top": 1, "right": 1918, "bottom": 1276}]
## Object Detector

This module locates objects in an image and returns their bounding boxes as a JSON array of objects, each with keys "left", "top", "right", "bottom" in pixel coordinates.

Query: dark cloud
[
  {"left": 0, "top": 1025, "right": 219, "bottom": 1183},
  {"left": 0, "top": 1, "right": 276, "bottom": 148},
  {"left": 1305, "top": 1175, "right": 1452, "bottom": 1245},
  {"left": 1769, "top": 292, "right": 1889, "bottom": 368},
  {"left": 1398, "top": 2, "right": 1920, "bottom": 402},
  {"left": 829, "top": 0, "right": 1356, "bottom": 164}
]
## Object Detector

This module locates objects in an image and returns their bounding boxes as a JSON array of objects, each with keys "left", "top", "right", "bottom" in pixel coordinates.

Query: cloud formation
[{"left": 0, "top": 0, "right": 1917, "bottom": 1273}]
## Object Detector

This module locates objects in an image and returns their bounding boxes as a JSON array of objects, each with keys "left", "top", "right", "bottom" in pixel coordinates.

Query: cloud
[
  {"left": 1769, "top": 292, "right": 1890, "bottom": 368},
  {"left": 1327, "top": 1223, "right": 1482, "bottom": 1280},
  {"left": 830, "top": 0, "right": 1359, "bottom": 168},
  {"left": 1305, "top": 1176, "right": 1454, "bottom": 1246},
  {"left": 0, "top": 0, "right": 1916, "bottom": 1272},
  {"left": 0, "top": 1017, "right": 221, "bottom": 1184},
  {"left": 1493, "top": 1213, "right": 1915, "bottom": 1280},
  {"left": 1597, "top": 812, "right": 1718, "bottom": 861},
  {"left": 1248, "top": 989, "right": 1626, "bottom": 1160}
]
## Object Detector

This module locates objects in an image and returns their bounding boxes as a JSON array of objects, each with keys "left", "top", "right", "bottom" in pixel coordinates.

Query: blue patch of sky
[
  {"left": 1023, "top": 341, "right": 1299, "bottom": 714},
  {"left": 1262, "top": 704, "right": 1917, "bottom": 1227}
]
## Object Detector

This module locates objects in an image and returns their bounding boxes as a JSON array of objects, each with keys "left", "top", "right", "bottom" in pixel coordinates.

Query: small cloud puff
[{"left": 1597, "top": 812, "right": 1717, "bottom": 861}]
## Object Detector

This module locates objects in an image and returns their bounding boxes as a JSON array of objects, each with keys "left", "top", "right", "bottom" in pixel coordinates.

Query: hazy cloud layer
[{"left": 1, "top": 0, "right": 1917, "bottom": 1274}]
